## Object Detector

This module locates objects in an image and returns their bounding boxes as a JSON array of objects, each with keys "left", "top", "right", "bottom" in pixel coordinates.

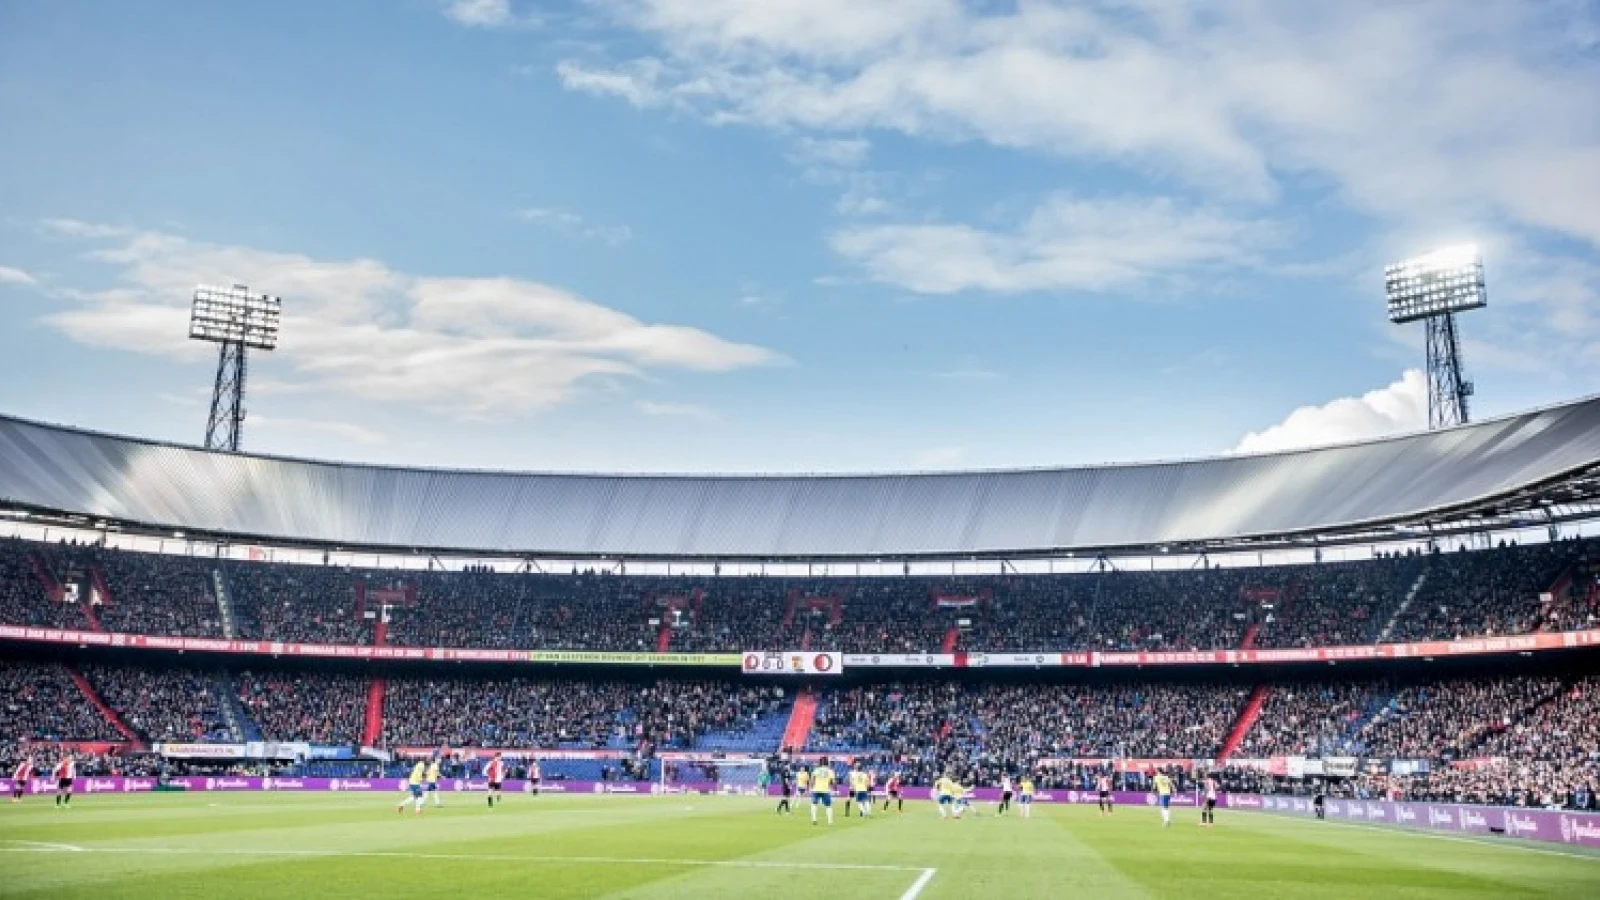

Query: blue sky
[{"left": 0, "top": 0, "right": 1596, "bottom": 473}]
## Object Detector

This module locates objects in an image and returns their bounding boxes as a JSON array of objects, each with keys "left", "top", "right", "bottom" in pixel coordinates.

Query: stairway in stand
[
  {"left": 1217, "top": 685, "right": 1269, "bottom": 763},
  {"left": 941, "top": 627, "right": 960, "bottom": 653},
  {"left": 780, "top": 689, "right": 819, "bottom": 753},
  {"left": 215, "top": 672, "right": 257, "bottom": 741},
  {"left": 1376, "top": 568, "right": 1431, "bottom": 643},
  {"left": 361, "top": 619, "right": 388, "bottom": 748},
  {"left": 211, "top": 567, "right": 240, "bottom": 638},
  {"left": 67, "top": 665, "right": 145, "bottom": 749}
]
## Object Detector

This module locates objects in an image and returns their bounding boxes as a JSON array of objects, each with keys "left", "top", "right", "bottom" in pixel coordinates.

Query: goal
[{"left": 658, "top": 756, "right": 767, "bottom": 796}]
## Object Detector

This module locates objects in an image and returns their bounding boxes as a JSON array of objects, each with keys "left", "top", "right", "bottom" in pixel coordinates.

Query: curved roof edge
[{"left": 1, "top": 397, "right": 1599, "bottom": 560}]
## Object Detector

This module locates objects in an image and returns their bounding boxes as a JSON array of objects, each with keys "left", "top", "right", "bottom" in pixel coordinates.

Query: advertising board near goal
[{"left": 741, "top": 650, "right": 843, "bottom": 675}]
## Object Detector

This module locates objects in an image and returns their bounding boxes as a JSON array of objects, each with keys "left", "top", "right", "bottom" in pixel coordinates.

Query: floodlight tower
[
  {"left": 188, "top": 284, "right": 281, "bottom": 451},
  {"left": 1384, "top": 245, "right": 1486, "bottom": 429}
]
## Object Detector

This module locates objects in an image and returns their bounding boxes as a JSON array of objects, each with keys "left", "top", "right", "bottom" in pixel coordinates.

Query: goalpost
[{"left": 658, "top": 757, "right": 768, "bottom": 796}]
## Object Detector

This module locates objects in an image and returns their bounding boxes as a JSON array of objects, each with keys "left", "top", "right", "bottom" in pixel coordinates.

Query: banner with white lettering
[{"left": 740, "top": 651, "right": 843, "bottom": 675}]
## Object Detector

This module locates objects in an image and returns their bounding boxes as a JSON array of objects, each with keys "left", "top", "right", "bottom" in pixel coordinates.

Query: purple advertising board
[
  {"left": 0, "top": 776, "right": 721, "bottom": 795},
  {"left": 1251, "top": 793, "right": 1600, "bottom": 851}
]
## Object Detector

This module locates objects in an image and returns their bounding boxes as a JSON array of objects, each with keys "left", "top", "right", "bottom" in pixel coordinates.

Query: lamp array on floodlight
[
  {"left": 1384, "top": 244, "right": 1486, "bottom": 430},
  {"left": 1384, "top": 244, "right": 1486, "bottom": 324},
  {"left": 189, "top": 284, "right": 282, "bottom": 349}
]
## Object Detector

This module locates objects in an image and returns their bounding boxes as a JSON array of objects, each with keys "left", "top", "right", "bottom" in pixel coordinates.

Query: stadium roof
[{"left": 2, "top": 398, "right": 1599, "bottom": 561}]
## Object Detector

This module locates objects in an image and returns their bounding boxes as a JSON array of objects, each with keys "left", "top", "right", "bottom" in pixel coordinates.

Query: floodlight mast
[
  {"left": 188, "top": 284, "right": 281, "bottom": 451},
  {"left": 1384, "top": 245, "right": 1486, "bottom": 429}
]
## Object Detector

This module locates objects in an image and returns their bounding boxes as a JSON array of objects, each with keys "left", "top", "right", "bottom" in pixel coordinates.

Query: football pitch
[{"left": 3, "top": 793, "right": 1597, "bottom": 898}]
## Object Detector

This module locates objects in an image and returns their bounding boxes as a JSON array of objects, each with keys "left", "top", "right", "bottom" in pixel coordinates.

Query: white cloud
[
  {"left": 0, "top": 266, "right": 36, "bottom": 285},
  {"left": 42, "top": 218, "right": 132, "bottom": 239},
  {"left": 636, "top": 400, "right": 718, "bottom": 421},
  {"left": 564, "top": 0, "right": 1600, "bottom": 244},
  {"left": 556, "top": 59, "right": 668, "bottom": 108},
  {"left": 442, "top": 0, "right": 514, "bottom": 29},
  {"left": 783, "top": 136, "right": 898, "bottom": 217},
  {"left": 1233, "top": 370, "right": 1427, "bottom": 454},
  {"left": 42, "top": 223, "right": 778, "bottom": 419},
  {"left": 832, "top": 194, "right": 1275, "bottom": 294},
  {"left": 515, "top": 206, "right": 633, "bottom": 246},
  {"left": 788, "top": 137, "right": 871, "bottom": 170}
]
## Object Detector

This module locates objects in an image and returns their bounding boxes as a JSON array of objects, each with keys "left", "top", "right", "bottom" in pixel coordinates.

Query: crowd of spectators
[
  {"left": 1358, "top": 675, "right": 1563, "bottom": 761},
  {"left": 977, "top": 570, "right": 1262, "bottom": 653},
  {"left": 382, "top": 675, "right": 785, "bottom": 754},
  {"left": 82, "top": 664, "right": 237, "bottom": 744},
  {"left": 1543, "top": 548, "right": 1600, "bottom": 633},
  {"left": 0, "top": 661, "right": 122, "bottom": 743},
  {"left": 669, "top": 581, "right": 797, "bottom": 653},
  {"left": 6, "top": 651, "right": 1599, "bottom": 811},
  {"left": 1237, "top": 681, "right": 1390, "bottom": 757},
  {"left": 1255, "top": 559, "right": 1421, "bottom": 649},
  {"left": 382, "top": 572, "right": 660, "bottom": 652},
  {"left": 235, "top": 671, "right": 365, "bottom": 746},
  {"left": 230, "top": 564, "right": 371, "bottom": 645},
  {"left": 807, "top": 681, "right": 1247, "bottom": 786},
  {"left": 93, "top": 551, "right": 221, "bottom": 638},
  {"left": 1385, "top": 541, "right": 1578, "bottom": 642},
  {"left": 2, "top": 536, "right": 1597, "bottom": 654},
  {"left": 0, "top": 539, "right": 89, "bottom": 629}
]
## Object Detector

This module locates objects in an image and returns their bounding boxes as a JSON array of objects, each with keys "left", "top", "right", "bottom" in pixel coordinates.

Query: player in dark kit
[
  {"left": 1200, "top": 774, "right": 1219, "bottom": 827},
  {"left": 11, "top": 757, "right": 33, "bottom": 802},
  {"left": 776, "top": 771, "right": 793, "bottom": 815},
  {"left": 484, "top": 753, "right": 506, "bottom": 808},
  {"left": 53, "top": 756, "right": 75, "bottom": 807},
  {"left": 883, "top": 772, "right": 903, "bottom": 813},
  {"left": 1313, "top": 782, "right": 1326, "bottom": 820}
]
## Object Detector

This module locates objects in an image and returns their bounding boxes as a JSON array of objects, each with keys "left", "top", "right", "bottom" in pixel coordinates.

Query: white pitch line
[
  {"left": 0, "top": 846, "right": 928, "bottom": 872},
  {"left": 899, "top": 867, "right": 937, "bottom": 900},
  {"left": 1253, "top": 814, "right": 1600, "bottom": 863},
  {"left": 2, "top": 840, "right": 84, "bottom": 852}
]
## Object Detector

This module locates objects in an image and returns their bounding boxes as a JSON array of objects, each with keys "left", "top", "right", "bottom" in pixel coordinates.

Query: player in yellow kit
[
  {"left": 796, "top": 767, "right": 810, "bottom": 796},
  {"left": 425, "top": 754, "right": 443, "bottom": 807},
  {"left": 397, "top": 759, "right": 427, "bottom": 814},
  {"left": 934, "top": 774, "right": 957, "bottom": 819},
  {"left": 1152, "top": 770, "right": 1175, "bottom": 828},
  {"left": 1018, "top": 775, "right": 1036, "bottom": 819},
  {"left": 848, "top": 764, "right": 873, "bottom": 818},
  {"left": 809, "top": 759, "right": 836, "bottom": 826}
]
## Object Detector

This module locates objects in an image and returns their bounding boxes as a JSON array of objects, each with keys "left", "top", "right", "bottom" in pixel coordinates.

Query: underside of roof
[{"left": 1, "top": 397, "right": 1599, "bottom": 560}]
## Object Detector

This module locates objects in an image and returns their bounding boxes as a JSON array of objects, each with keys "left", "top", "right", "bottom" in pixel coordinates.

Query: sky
[{"left": 0, "top": 0, "right": 1596, "bottom": 474}]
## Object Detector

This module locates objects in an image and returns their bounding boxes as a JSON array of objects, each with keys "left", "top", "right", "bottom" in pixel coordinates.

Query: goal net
[{"left": 659, "top": 757, "right": 767, "bottom": 796}]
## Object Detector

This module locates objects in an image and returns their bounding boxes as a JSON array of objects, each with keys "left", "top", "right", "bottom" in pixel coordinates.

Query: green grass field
[{"left": 3, "top": 792, "right": 1597, "bottom": 898}]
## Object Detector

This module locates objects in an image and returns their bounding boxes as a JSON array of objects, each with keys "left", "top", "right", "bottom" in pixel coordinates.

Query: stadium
[
  {"left": 6, "top": 3, "right": 1600, "bottom": 899},
  {"left": 2, "top": 399, "right": 1600, "bottom": 898}
]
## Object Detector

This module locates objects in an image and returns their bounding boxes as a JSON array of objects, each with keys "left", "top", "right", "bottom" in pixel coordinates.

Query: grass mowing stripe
[{"left": 0, "top": 846, "right": 928, "bottom": 871}]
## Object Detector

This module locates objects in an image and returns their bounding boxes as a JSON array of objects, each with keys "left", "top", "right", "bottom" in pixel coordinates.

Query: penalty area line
[
  {"left": 1, "top": 840, "right": 84, "bottom": 852},
  {"left": 900, "top": 867, "right": 937, "bottom": 900},
  {"left": 0, "top": 846, "right": 929, "bottom": 872}
]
